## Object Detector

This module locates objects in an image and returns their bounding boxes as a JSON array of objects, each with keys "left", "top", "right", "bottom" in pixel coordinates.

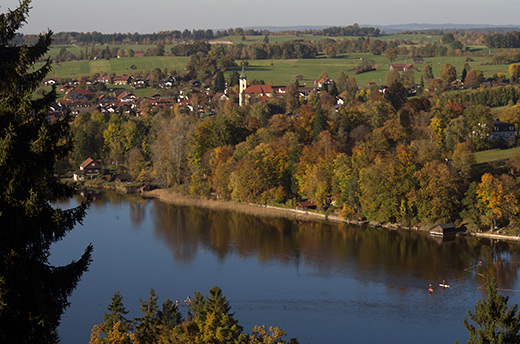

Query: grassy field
[
  {"left": 45, "top": 56, "right": 189, "bottom": 78},
  {"left": 47, "top": 44, "right": 179, "bottom": 59},
  {"left": 474, "top": 146, "right": 520, "bottom": 164},
  {"left": 43, "top": 48, "right": 512, "bottom": 87}
]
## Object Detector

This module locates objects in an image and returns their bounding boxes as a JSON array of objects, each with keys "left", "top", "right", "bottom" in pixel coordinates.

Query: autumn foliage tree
[{"left": 476, "top": 173, "right": 519, "bottom": 230}]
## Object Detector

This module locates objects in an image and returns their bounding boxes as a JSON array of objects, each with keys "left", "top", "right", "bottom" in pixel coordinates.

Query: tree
[
  {"left": 440, "top": 63, "right": 457, "bottom": 84},
  {"left": 477, "top": 173, "right": 519, "bottom": 230},
  {"left": 336, "top": 70, "right": 347, "bottom": 92},
  {"left": 228, "top": 71, "right": 240, "bottom": 87},
  {"left": 385, "top": 82, "right": 408, "bottom": 111},
  {"left": 384, "top": 47, "right": 398, "bottom": 62},
  {"left": 312, "top": 101, "right": 327, "bottom": 141},
  {"left": 410, "top": 160, "right": 461, "bottom": 222},
  {"left": 441, "top": 32, "right": 455, "bottom": 44},
  {"left": 284, "top": 81, "right": 300, "bottom": 113},
  {"left": 509, "top": 64, "right": 520, "bottom": 83},
  {"left": 422, "top": 64, "right": 434, "bottom": 83},
  {"left": 463, "top": 279, "right": 520, "bottom": 343},
  {"left": 103, "top": 292, "right": 131, "bottom": 334},
  {"left": 385, "top": 69, "right": 401, "bottom": 86},
  {"left": 212, "top": 70, "right": 226, "bottom": 93},
  {"left": 0, "top": 2, "right": 93, "bottom": 343},
  {"left": 135, "top": 288, "right": 160, "bottom": 343},
  {"left": 464, "top": 69, "right": 484, "bottom": 89}
]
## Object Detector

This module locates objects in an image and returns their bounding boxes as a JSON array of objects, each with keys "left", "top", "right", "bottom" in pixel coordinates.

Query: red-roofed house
[
  {"left": 117, "top": 91, "right": 137, "bottom": 103},
  {"left": 74, "top": 158, "right": 102, "bottom": 181},
  {"left": 314, "top": 77, "right": 332, "bottom": 89},
  {"left": 242, "top": 84, "right": 274, "bottom": 105}
]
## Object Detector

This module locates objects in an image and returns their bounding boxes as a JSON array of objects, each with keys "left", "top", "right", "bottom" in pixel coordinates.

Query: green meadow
[
  {"left": 43, "top": 45, "right": 512, "bottom": 87},
  {"left": 45, "top": 56, "right": 189, "bottom": 78}
]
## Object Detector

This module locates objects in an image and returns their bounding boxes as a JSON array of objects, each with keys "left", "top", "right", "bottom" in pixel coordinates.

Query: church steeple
[{"left": 239, "top": 66, "right": 247, "bottom": 106}]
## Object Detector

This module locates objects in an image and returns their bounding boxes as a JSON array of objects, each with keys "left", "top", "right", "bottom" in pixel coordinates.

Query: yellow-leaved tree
[{"left": 476, "top": 173, "right": 519, "bottom": 230}]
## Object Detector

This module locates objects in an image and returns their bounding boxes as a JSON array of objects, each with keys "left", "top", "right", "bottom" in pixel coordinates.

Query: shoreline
[
  {"left": 143, "top": 189, "right": 421, "bottom": 230},
  {"left": 143, "top": 189, "right": 520, "bottom": 243}
]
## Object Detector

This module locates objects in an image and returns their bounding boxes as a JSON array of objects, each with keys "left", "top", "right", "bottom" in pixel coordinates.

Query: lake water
[{"left": 51, "top": 192, "right": 520, "bottom": 343}]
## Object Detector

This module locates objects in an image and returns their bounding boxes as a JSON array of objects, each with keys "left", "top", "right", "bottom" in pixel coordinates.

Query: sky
[{"left": 3, "top": 0, "right": 520, "bottom": 34}]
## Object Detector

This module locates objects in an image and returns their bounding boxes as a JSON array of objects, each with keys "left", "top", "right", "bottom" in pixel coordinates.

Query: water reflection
[{"left": 149, "top": 199, "right": 520, "bottom": 291}]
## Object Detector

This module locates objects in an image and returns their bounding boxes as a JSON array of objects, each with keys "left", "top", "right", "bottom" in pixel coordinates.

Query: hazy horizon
[{"left": 3, "top": 0, "right": 520, "bottom": 35}]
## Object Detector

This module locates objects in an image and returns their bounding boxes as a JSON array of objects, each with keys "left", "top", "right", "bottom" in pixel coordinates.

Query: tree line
[
  {"left": 12, "top": 25, "right": 382, "bottom": 46},
  {"left": 90, "top": 286, "right": 298, "bottom": 344}
]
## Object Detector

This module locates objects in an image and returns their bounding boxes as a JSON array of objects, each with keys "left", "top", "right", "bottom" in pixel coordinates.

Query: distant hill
[
  {"left": 242, "top": 26, "right": 329, "bottom": 32},
  {"left": 240, "top": 24, "right": 520, "bottom": 34},
  {"left": 375, "top": 23, "right": 520, "bottom": 33}
]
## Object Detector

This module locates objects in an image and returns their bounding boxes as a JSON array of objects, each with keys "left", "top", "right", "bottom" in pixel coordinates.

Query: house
[
  {"left": 295, "top": 200, "right": 317, "bottom": 211},
  {"left": 149, "top": 98, "right": 176, "bottom": 108},
  {"left": 113, "top": 75, "right": 132, "bottom": 85},
  {"left": 73, "top": 158, "right": 102, "bottom": 181},
  {"left": 242, "top": 84, "right": 275, "bottom": 105},
  {"left": 57, "top": 99, "right": 91, "bottom": 110},
  {"left": 117, "top": 91, "right": 137, "bottom": 103},
  {"left": 412, "top": 57, "right": 425, "bottom": 64},
  {"left": 44, "top": 78, "right": 57, "bottom": 86},
  {"left": 314, "top": 77, "right": 332, "bottom": 89},
  {"left": 491, "top": 119, "right": 516, "bottom": 146},
  {"left": 389, "top": 64, "right": 417, "bottom": 72},
  {"left": 67, "top": 88, "right": 97, "bottom": 100},
  {"left": 429, "top": 223, "right": 457, "bottom": 237},
  {"left": 133, "top": 76, "right": 149, "bottom": 88},
  {"left": 96, "top": 75, "right": 112, "bottom": 84}
]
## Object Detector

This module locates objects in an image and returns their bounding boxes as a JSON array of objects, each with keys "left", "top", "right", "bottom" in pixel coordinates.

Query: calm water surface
[{"left": 51, "top": 192, "right": 520, "bottom": 343}]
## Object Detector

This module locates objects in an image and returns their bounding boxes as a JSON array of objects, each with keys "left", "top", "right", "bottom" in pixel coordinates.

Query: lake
[{"left": 51, "top": 192, "right": 520, "bottom": 343}]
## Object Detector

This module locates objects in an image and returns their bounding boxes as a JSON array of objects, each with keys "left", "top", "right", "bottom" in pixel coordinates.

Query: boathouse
[{"left": 429, "top": 223, "right": 457, "bottom": 236}]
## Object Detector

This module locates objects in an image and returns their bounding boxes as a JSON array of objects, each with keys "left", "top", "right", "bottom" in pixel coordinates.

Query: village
[{"left": 43, "top": 62, "right": 432, "bottom": 119}]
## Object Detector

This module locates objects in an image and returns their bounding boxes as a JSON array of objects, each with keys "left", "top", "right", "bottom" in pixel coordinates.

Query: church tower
[{"left": 239, "top": 67, "right": 247, "bottom": 106}]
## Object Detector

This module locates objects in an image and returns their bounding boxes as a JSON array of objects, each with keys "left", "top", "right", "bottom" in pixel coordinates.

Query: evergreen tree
[
  {"left": 463, "top": 279, "right": 520, "bottom": 343},
  {"left": 328, "top": 80, "right": 339, "bottom": 97},
  {"left": 104, "top": 291, "right": 131, "bottom": 333},
  {"left": 0, "top": 2, "right": 93, "bottom": 343},
  {"left": 135, "top": 288, "right": 160, "bottom": 343},
  {"left": 284, "top": 81, "right": 300, "bottom": 113},
  {"left": 212, "top": 70, "right": 226, "bottom": 93},
  {"left": 312, "top": 101, "right": 327, "bottom": 141},
  {"left": 205, "top": 286, "right": 234, "bottom": 318},
  {"left": 228, "top": 71, "right": 240, "bottom": 87},
  {"left": 158, "top": 299, "right": 183, "bottom": 328},
  {"left": 422, "top": 64, "right": 434, "bottom": 82}
]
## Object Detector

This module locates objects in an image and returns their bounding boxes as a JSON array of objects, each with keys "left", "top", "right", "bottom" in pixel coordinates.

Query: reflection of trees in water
[
  {"left": 151, "top": 201, "right": 202, "bottom": 263},
  {"left": 150, "top": 200, "right": 520, "bottom": 285},
  {"left": 473, "top": 241, "right": 520, "bottom": 292},
  {"left": 129, "top": 200, "right": 146, "bottom": 226}
]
